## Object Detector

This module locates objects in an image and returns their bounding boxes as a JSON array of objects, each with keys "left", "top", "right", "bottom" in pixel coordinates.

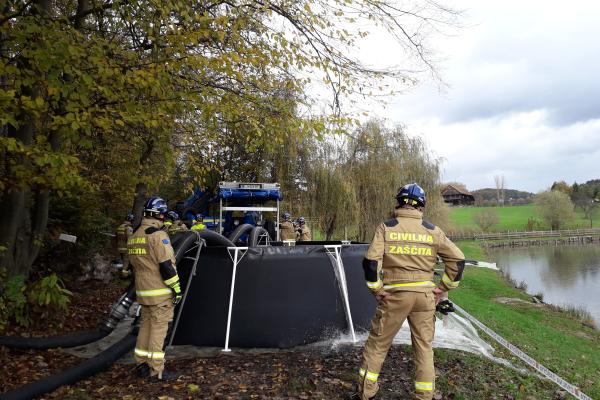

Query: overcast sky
[{"left": 367, "top": 1, "right": 600, "bottom": 193}]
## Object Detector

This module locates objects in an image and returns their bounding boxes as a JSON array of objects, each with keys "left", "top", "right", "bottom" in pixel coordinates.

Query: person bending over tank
[
  {"left": 280, "top": 212, "right": 296, "bottom": 241},
  {"left": 128, "top": 197, "right": 182, "bottom": 381},
  {"left": 350, "top": 183, "right": 465, "bottom": 400},
  {"left": 164, "top": 211, "right": 188, "bottom": 235},
  {"left": 296, "top": 216, "right": 311, "bottom": 241}
]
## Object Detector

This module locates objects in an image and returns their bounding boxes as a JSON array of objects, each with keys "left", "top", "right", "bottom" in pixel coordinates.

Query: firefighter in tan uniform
[
  {"left": 164, "top": 211, "right": 188, "bottom": 235},
  {"left": 128, "top": 197, "right": 182, "bottom": 381},
  {"left": 352, "top": 183, "right": 465, "bottom": 400},
  {"left": 296, "top": 216, "right": 312, "bottom": 241},
  {"left": 279, "top": 212, "right": 296, "bottom": 241},
  {"left": 116, "top": 213, "right": 134, "bottom": 274}
]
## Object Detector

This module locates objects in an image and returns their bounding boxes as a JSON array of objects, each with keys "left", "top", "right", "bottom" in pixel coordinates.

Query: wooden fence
[{"left": 448, "top": 228, "right": 600, "bottom": 241}]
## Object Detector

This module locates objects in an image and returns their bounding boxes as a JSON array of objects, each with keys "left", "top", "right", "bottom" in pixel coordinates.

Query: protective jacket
[
  {"left": 166, "top": 220, "right": 188, "bottom": 235},
  {"left": 128, "top": 218, "right": 179, "bottom": 306},
  {"left": 280, "top": 221, "right": 296, "bottom": 240},
  {"left": 297, "top": 225, "right": 312, "bottom": 241},
  {"left": 116, "top": 222, "right": 133, "bottom": 252},
  {"left": 363, "top": 208, "right": 464, "bottom": 293}
]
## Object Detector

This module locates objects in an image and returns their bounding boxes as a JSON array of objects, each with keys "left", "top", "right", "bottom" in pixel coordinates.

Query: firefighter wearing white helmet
[
  {"left": 128, "top": 196, "right": 182, "bottom": 381},
  {"left": 351, "top": 183, "right": 465, "bottom": 400}
]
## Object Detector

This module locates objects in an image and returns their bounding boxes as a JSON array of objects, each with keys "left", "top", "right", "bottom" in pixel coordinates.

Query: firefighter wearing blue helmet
[
  {"left": 279, "top": 212, "right": 296, "bottom": 241},
  {"left": 191, "top": 213, "right": 206, "bottom": 230},
  {"left": 127, "top": 196, "right": 181, "bottom": 381},
  {"left": 296, "top": 216, "right": 311, "bottom": 241},
  {"left": 351, "top": 183, "right": 465, "bottom": 400},
  {"left": 165, "top": 211, "right": 187, "bottom": 235}
]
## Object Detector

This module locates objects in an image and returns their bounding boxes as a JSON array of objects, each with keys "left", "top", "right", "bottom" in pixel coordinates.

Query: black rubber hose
[
  {"left": 196, "top": 229, "right": 235, "bottom": 247},
  {"left": 228, "top": 223, "right": 254, "bottom": 245},
  {"left": 0, "top": 332, "right": 137, "bottom": 400},
  {"left": 0, "top": 283, "right": 136, "bottom": 350},
  {"left": 249, "top": 226, "right": 269, "bottom": 247}
]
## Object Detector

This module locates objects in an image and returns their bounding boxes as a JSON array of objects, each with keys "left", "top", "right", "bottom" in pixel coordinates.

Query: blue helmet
[
  {"left": 297, "top": 216, "right": 306, "bottom": 224},
  {"left": 125, "top": 213, "right": 135, "bottom": 222},
  {"left": 283, "top": 212, "right": 291, "bottom": 221},
  {"left": 144, "top": 196, "right": 168, "bottom": 217},
  {"left": 396, "top": 183, "right": 426, "bottom": 207},
  {"left": 166, "top": 211, "right": 179, "bottom": 221},
  {"left": 195, "top": 213, "right": 204, "bottom": 221}
]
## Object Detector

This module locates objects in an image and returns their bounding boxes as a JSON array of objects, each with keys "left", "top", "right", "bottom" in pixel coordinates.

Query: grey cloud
[{"left": 392, "top": 1, "right": 600, "bottom": 127}]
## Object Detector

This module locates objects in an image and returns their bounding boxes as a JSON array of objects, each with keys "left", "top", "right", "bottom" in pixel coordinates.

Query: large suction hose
[
  {"left": 0, "top": 284, "right": 136, "bottom": 350},
  {"left": 249, "top": 226, "right": 269, "bottom": 247},
  {"left": 228, "top": 223, "right": 254, "bottom": 245},
  {"left": 0, "top": 332, "right": 137, "bottom": 400},
  {"left": 197, "top": 229, "right": 235, "bottom": 247}
]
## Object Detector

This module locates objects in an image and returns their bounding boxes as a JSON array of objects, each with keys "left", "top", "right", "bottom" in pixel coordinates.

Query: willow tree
[
  {"left": 301, "top": 120, "right": 448, "bottom": 241},
  {"left": 1, "top": 0, "right": 459, "bottom": 277}
]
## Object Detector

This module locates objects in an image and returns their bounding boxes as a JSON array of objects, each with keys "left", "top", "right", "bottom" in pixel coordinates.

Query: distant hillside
[{"left": 471, "top": 188, "right": 534, "bottom": 206}]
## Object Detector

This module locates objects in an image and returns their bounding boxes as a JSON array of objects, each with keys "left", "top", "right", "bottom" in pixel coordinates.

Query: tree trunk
[{"left": 132, "top": 182, "right": 148, "bottom": 227}]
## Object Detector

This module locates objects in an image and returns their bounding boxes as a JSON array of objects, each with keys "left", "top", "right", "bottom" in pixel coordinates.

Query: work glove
[
  {"left": 436, "top": 299, "right": 455, "bottom": 315},
  {"left": 170, "top": 282, "right": 182, "bottom": 305},
  {"left": 120, "top": 268, "right": 132, "bottom": 279}
]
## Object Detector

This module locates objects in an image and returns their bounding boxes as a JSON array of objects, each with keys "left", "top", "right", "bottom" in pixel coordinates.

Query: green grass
[
  {"left": 450, "top": 204, "right": 600, "bottom": 232},
  {"left": 450, "top": 241, "right": 600, "bottom": 398}
]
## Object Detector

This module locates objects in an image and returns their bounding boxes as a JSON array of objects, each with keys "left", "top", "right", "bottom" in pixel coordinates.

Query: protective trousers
[
  {"left": 134, "top": 299, "right": 174, "bottom": 377},
  {"left": 358, "top": 290, "right": 435, "bottom": 400}
]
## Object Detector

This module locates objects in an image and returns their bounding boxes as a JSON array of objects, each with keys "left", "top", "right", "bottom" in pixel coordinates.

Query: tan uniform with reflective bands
[
  {"left": 165, "top": 220, "right": 188, "bottom": 235},
  {"left": 128, "top": 218, "right": 176, "bottom": 376},
  {"left": 280, "top": 221, "right": 296, "bottom": 241},
  {"left": 297, "top": 225, "right": 312, "bottom": 241},
  {"left": 358, "top": 208, "right": 464, "bottom": 400},
  {"left": 116, "top": 222, "right": 133, "bottom": 270}
]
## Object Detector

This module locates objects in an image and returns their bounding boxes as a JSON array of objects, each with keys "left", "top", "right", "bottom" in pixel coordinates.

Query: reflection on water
[{"left": 489, "top": 245, "right": 600, "bottom": 325}]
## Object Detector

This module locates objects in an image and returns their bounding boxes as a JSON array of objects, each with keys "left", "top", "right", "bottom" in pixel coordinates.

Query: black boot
[
  {"left": 134, "top": 363, "right": 150, "bottom": 379},
  {"left": 150, "top": 369, "right": 181, "bottom": 382}
]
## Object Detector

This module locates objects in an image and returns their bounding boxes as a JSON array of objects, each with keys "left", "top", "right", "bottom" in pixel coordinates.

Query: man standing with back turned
[
  {"left": 128, "top": 196, "right": 182, "bottom": 381},
  {"left": 352, "top": 183, "right": 465, "bottom": 400}
]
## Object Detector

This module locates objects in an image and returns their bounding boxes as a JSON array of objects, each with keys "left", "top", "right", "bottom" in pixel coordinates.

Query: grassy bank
[
  {"left": 450, "top": 204, "right": 600, "bottom": 231},
  {"left": 451, "top": 240, "right": 600, "bottom": 398}
]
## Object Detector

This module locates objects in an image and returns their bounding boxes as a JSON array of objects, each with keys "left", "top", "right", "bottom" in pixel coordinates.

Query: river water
[{"left": 489, "top": 244, "right": 600, "bottom": 325}]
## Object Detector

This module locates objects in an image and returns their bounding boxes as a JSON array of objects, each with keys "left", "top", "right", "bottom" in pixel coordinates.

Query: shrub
[
  {"left": 0, "top": 273, "right": 30, "bottom": 329},
  {"left": 0, "top": 270, "right": 72, "bottom": 331},
  {"left": 27, "top": 274, "right": 72, "bottom": 321}
]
